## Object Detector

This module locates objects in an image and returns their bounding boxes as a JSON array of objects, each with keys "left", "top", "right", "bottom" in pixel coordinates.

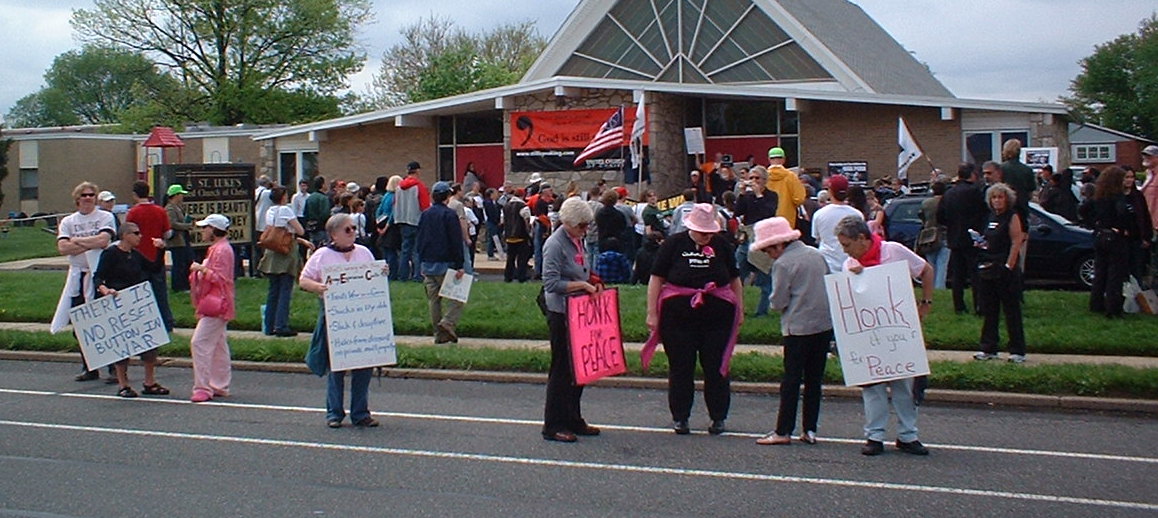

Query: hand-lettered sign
[
  {"left": 70, "top": 281, "right": 170, "bottom": 371},
  {"left": 824, "top": 261, "right": 930, "bottom": 386},
  {"left": 567, "top": 288, "right": 627, "bottom": 385},
  {"left": 323, "top": 260, "right": 397, "bottom": 371}
]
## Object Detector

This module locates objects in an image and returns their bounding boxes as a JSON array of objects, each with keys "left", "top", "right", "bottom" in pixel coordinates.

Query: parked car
[{"left": 884, "top": 194, "right": 1095, "bottom": 287}]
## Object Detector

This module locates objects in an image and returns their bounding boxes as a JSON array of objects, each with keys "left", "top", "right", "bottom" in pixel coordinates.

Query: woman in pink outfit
[{"left": 188, "top": 214, "right": 235, "bottom": 402}]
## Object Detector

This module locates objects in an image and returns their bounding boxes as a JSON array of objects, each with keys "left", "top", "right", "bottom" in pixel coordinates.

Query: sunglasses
[
  {"left": 79, "top": 193, "right": 97, "bottom": 198},
  {"left": 343, "top": 226, "right": 357, "bottom": 233},
  {"left": 129, "top": 231, "right": 141, "bottom": 235}
]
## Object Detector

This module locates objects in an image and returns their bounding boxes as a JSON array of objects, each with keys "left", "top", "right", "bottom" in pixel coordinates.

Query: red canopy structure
[{"left": 142, "top": 126, "right": 184, "bottom": 164}]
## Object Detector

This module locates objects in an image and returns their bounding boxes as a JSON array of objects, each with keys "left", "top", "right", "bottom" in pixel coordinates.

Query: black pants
[
  {"left": 1091, "top": 239, "right": 1130, "bottom": 316},
  {"left": 948, "top": 246, "right": 979, "bottom": 313},
  {"left": 775, "top": 330, "right": 832, "bottom": 436},
  {"left": 505, "top": 240, "right": 531, "bottom": 282},
  {"left": 978, "top": 266, "right": 1026, "bottom": 355},
  {"left": 660, "top": 295, "right": 733, "bottom": 422},
  {"left": 543, "top": 311, "right": 586, "bottom": 435}
]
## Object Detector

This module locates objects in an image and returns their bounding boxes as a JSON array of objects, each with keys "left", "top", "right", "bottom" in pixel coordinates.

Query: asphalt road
[{"left": 1, "top": 360, "right": 1155, "bottom": 518}]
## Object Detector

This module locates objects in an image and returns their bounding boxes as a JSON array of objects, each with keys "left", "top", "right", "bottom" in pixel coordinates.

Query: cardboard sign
[
  {"left": 567, "top": 288, "right": 627, "bottom": 385},
  {"left": 684, "top": 127, "right": 706, "bottom": 155},
  {"left": 1020, "top": 147, "right": 1058, "bottom": 173},
  {"left": 70, "top": 281, "right": 170, "bottom": 371},
  {"left": 824, "top": 262, "right": 930, "bottom": 386},
  {"left": 322, "top": 260, "right": 397, "bottom": 371},
  {"left": 438, "top": 272, "right": 474, "bottom": 303}
]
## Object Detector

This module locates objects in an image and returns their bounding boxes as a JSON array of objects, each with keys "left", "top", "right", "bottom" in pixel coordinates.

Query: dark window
[
  {"left": 278, "top": 153, "right": 297, "bottom": 186},
  {"left": 455, "top": 114, "right": 503, "bottom": 144},
  {"left": 302, "top": 152, "right": 319, "bottom": 184},
  {"left": 19, "top": 169, "right": 38, "bottom": 201},
  {"left": 779, "top": 136, "right": 799, "bottom": 168},
  {"left": 438, "top": 147, "right": 455, "bottom": 182},
  {"left": 705, "top": 99, "right": 778, "bottom": 136},
  {"left": 1000, "top": 132, "right": 1028, "bottom": 150},
  {"left": 966, "top": 133, "right": 993, "bottom": 164},
  {"left": 439, "top": 116, "right": 454, "bottom": 145}
]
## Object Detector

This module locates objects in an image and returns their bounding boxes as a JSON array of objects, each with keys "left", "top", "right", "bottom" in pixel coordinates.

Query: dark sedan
[{"left": 884, "top": 195, "right": 1095, "bottom": 287}]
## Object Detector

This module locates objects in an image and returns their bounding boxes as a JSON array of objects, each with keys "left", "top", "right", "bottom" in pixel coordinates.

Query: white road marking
[
  {"left": 3, "top": 388, "right": 1157, "bottom": 465},
  {"left": 0, "top": 419, "right": 1155, "bottom": 512}
]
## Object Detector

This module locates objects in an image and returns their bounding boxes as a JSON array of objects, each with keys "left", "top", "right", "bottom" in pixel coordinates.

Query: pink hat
[
  {"left": 751, "top": 217, "right": 800, "bottom": 251},
  {"left": 684, "top": 203, "right": 721, "bottom": 233}
]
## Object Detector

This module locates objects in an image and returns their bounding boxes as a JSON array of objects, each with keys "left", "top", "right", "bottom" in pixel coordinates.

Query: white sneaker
[
  {"left": 755, "top": 432, "right": 791, "bottom": 445},
  {"left": 973, "top": 352, "right": 998, "bottom": 361},
  {"left": 1008, "top": 354, "right": 1027, "bottom": 364}
]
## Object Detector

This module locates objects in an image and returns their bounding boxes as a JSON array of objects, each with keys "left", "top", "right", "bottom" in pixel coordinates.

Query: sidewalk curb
[{"left": 4, "top": 350, "right": 1156, "bottom": 415}]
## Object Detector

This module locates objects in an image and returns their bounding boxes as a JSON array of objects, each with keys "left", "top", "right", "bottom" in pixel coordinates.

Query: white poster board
[
  {"left": 322, "top": 260, "right": 397, "bottom": 371},
  {"left": 438, "top": 272, "right": 474, "bottom": 303},
  {"left": 684, "top": 127, "right": 705, "bottom": 155},
  {"left": 1020, "top": 147, "right": 1058, "bottom": 173},
  {"left": 824, "top": 261, "right": 930, "bottom": 386},
  {"left": 70, "top": 281, "right": 170, "bottom": 370}
]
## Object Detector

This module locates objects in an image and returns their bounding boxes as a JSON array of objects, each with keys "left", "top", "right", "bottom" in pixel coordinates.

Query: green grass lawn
[
  {"left": 0, "top": 223, "right": 60, "bottom": 263},
  {"left": 2, "top": 270, "right": 1157, "bottom": 356},
  {"left": 2, "top": 329, "right": 1154, "bottom": 399}
]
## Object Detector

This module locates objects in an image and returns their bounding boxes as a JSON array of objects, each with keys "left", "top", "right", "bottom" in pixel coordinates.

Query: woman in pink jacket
[{"left": 188, "top": 214, "right": 235, "bottom": 402}]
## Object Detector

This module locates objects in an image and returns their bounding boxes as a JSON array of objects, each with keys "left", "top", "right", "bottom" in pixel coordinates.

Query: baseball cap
[
  {"left": 1143, "top": 145, "right": 1158, "bottom": 157},
  {"left": 97, "top": 191, "right": 116, "bottom": 202},
  {"left": 768, "top": 147, "right": 786, "bottom": 159},
  {"left": 195, "top": 214, "right": 230, "bottom": 231},
  {"left": 432, "top": 181, "right": 452, "bottom": 195},
  {"left": 167, "top": 184, "right": 190, "bottom": 197},
  {"left": 614, "top": 186, "right": 628, "bottom": 198},
  {"left": 827, "top": 174, "right": 849, "bottom": 194},
  {"left": 407, "top": 161, "right": 422, "bottom": 172}
]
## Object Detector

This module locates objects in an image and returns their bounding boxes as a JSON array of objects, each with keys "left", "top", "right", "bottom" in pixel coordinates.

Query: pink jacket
[{"left": 190, "top": 238, "right": 236, "bottom": 321}]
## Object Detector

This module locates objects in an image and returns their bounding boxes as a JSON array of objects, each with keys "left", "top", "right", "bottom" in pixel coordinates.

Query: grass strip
[
  {"left": 3, "top": 329, "right": 1155, "bottom": 399},
  {"left": 3, "top": 270, "right": 1157, "bottom": 356}
]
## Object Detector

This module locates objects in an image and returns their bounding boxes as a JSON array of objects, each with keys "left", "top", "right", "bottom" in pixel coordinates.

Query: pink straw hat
[
  {"left": 751, "top": 217, "right": 801, "bottom": 251},
  {"left": 683, "top": 203, "right": 721, "bottom": 233}
]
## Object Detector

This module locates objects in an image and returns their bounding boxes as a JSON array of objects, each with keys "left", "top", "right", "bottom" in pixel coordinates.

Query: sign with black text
[
  {"left": 323, "top": 260, "right": 397, "bottom": 371},
  {"left": 567, "top": 289, "right": 627, "bottom": 385}
]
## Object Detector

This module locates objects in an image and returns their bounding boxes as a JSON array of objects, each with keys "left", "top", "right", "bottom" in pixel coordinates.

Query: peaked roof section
[
  {"left": 523, "top": 0, "right": 953, "bottom": 98},
  {"left": 141, "top": 126, "right": 185, "bottom": 148}
]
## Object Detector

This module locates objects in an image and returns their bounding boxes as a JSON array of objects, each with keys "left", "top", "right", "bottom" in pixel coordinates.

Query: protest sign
[
  {"left": 684, "top": 127, "right": 705, "bottom": 155},
  {"left": 824, "top": 261, "right": 930, "bottom": 386},
  {"left": 567, "top": 288, "right": 627, "bottom": 385},
  {"left": 70, "top": 281, "right": 170, "bottom": 371},
  {"left": 438, "top": 272, "right": 474, "bottom": 303},
  {"left": 323, "top": 260, "right": 396, "bottom": 371}
]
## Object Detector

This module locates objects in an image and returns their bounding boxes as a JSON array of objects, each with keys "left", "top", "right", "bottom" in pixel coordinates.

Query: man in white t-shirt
[
  {"left": 811, "top": 174, "right": 863, "bottom": 273},
  {"left": 53, "top": 181, "right": 116, "bottom": 381}
]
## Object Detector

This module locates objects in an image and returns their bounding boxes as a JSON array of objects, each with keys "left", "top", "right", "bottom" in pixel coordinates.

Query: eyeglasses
[
  {"left": 343, "top": 226, "right": 357, "bottom": 233},
  {"left": 129, "top": 231, "right": 141, "bottom": 235},
  {"left": 79, "top": 193, "right": 97, "bottom": 198}
]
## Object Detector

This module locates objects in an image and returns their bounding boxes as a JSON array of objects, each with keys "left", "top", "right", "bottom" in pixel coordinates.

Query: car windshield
[{"left": 1029, "top": 202, "right": 1079, "bottom": 226}]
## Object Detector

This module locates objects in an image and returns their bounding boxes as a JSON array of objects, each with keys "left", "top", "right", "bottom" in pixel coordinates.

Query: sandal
[
  {"left": 142, "top": 383, "right": 170, "bottom": 395},
  {"left": 117, "top": 386, "right": 138, "bottom": 398}
]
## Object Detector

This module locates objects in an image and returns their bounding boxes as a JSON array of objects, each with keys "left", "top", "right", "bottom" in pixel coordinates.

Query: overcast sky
[{"left": 1, "top": 0, "right": 1153, "bottom": 124}]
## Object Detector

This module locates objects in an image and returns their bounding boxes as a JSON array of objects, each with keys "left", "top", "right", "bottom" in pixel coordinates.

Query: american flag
[{"left": 573, "top": 107, "right": 625, "bottom": 166}]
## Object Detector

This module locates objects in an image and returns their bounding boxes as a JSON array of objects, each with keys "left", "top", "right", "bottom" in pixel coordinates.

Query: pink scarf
[{"left": 641, "top": 282, "right": 742, "bottom": 376}]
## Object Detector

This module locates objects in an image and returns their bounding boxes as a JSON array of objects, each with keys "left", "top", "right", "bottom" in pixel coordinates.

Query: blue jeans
[
  {"left": 862, "top": 377, "right": 919, "bottom": 442},
  {"left": 264, "top": 273, "right": 294, "bottom": 333},
  {"left": 753, "top": 270, "right": 772, "bottom": 316},
  {"left": 147, "top": 269, "right": 174, "bottom": 332},
  {"left": 170, "top": 244, "right": 193, "bottom": 292},
  {"left": 399, "top": 224, "right": 420, "bottom": 281},
  {"left": 326, "top": 367, "right": 373, "bottom": 424},
  {"left": 924, "top": 246, "right": 951, "bottom": 289},
  {"left": 462, "top": 242, "right": 475, "bottom": 275},
  {"left": 533, "top": 222, "right": 547, "bottom": 278},
  {"left": 383, "top": 248, "right": 399, "bottom": 281}
]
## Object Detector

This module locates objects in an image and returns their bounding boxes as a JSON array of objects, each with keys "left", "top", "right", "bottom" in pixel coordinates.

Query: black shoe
[
  {"left": 573, "top": 424, "right": 601, "bottom": 436},
  {"left": 273, "top": 329, "right": 298, "bottom": 337},
  {"left": 326, "top": 420, "right": 342, "bottom": 429},
  {"left": 895, "top": 439, "right": 929, "bottom": 455},
  {"left": 673, "top": 420, "right": 690, "bottom": 435},
  {"left": 708, "top": 420, "right": 726, "bottom": 435},
  {"left": 75, "top": 371, "right": 100, "bottom": 382},
  {"left": 861, "top": 440, "right": 884, "bottom": 456},
  {"left": 353, "top": 417, "right": 380, "bottom": 428}
]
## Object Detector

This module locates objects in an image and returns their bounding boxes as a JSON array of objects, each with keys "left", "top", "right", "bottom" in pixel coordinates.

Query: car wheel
[{"left": 1075, "top": 253, "right": 1095, "bottom": 288}]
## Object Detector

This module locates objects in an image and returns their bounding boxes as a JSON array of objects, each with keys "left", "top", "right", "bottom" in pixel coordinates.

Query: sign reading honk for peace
[{"left": 824, "top": 261, "right": 930, "bottom": 386}]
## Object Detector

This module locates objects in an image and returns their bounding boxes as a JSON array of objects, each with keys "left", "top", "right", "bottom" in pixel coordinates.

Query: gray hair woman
[
  {"left": 973, "top": 182, "right": 1027, "bottom": 363},
  {"left": 540, "top": 197, "right": 602, "bottom": 442},
  {"left": 300, "top": 212, "right": 382, "bottom": 428}
]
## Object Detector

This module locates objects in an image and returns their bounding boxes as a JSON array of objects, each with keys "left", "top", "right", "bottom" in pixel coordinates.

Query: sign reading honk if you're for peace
[{"left": 824, "top": 261, "right": 930, "bottom": 386}]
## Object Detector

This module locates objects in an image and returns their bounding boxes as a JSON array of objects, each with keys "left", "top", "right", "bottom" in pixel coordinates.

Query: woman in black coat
[{"left": 1080, "top": 167, "right": 1136, "bottom": 317}]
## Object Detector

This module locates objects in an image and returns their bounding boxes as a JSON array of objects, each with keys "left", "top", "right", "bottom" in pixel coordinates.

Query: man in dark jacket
[
  {"left": 503, "top": 189, "right": 531, "bottom": 282},
  {"left": 938, "top": 163, "right": 989, "bottom": 314},
  {"left": 417, "top": 181, "right": 466, "bottom": 344}
]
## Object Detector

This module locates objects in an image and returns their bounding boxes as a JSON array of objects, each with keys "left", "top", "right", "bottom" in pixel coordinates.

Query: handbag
[
  {"left": 258, "top": 225, "right": 294, "bottom": 255},
  {"left": 915, "top": 225, "right": 944, "bottom": 255},
  {"left": 196, "top": 291, "right": 228, "bottom": 318}
]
